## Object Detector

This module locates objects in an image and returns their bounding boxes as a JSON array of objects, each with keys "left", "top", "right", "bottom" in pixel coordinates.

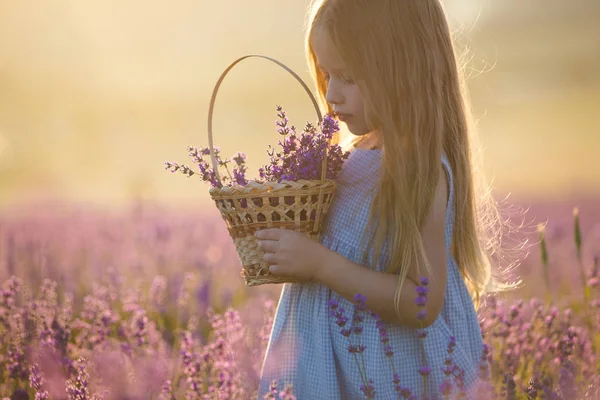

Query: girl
[{"left": 256, "top": 0, "right": 515, "bottom": 398}]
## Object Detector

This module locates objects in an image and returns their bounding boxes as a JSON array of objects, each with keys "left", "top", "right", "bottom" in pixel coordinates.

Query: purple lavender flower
[
  {"left": 447, "top": 336, "right": 456, "bottom": 353},
  {"left": 326, "top": 298, "right": 337, "bottom": 310},
  {"left": 438, "top": 336, "right": 458, "bottom": 399},
  {"left": 415, "top": 296, "right": 427, "bottom": 307},
  {"left": 415, "top": 277, "right": 430, "bottom": 398},
  {"left": 416, "top": 285, "right": 430, "bottom": 296},
  {"left": 398, "top": 386, "right": 414, "bottom": 399},
  {"left": 479, "top": 343, "right": 490, "bottom": 381},
  {"left": 0, "top": 276, "right": 21, "bottom": 327},
  {"left": 353, "top": 293, "right": 368, "bottom": 311},
  {"left": 264, "top": 380, "right": 279, "bottom": 399},
  {"left": 232, "top": 152, "right": 246, "bottom": 165},
  {"left": 348, "top": 344, "right": 367, "bottom": 354},
  {"left": 275, "top": 106, "right": 291, "bottom": 135},
  {"left": 559, "top": 360, "right": 578, "bottom": 399},
  {"left": 415, "top": 279, "right": 429, "bottom": 319},
  {"left": 260, "top": 107, "right": 349, "bottom": 183},
  {"left": 7, "top": 343, "right": 26, "bottom": 381},
  {"left": 66, "top": 358, "right": 98, "bottom": 400},
  {"left": 278, "top": 384, "right": 297, "bottom": 400},
  {"left": 131, "top": 308, "right": 149, "bottom": 347},
  {"left": 340, "top": 328, "right": 352, "bottom": 337},
  {"left": 158, "top": 380, "right": 175, "bottom": 400},
  {"left": 329, "top": 295, "right": 375, "bottom": 397},
  {"left": 384, "top": 344, "right": 393, "bottom": 357},
  {"left": 29, "top": 363, "right": 49, "bottom": 400},
  {"left": 360, "top": 379, "right": 376, "bottom": 399},
  {"left": 439, "top": 379, "right": 453, "bottom": 397},
  {"left": 352, "top": 294, "right": 367, "bottom": 336},
  {"left": 525, "top": 374, "right": 543, "bottom": 399},
  {"left": 165, "top": 145, "right": 238, "bottom": 189},
  {"left": 167, "top": 106, "right": 348, "bottom": 191},
  {"left": 232, "top": 152, "right": 249, "bottom": 185},
  {"left": 180, "top": 331, "right": 201, "bottom": 398},
  {"left": 369, "top": 312, "right": 391, "bottom": 347},
  {"left": 319, "top": 114, "right": 339, "bottom": 139},
  {"left": 333, "top": 309, "right": 348, "bottom": 328},
  {"left": 500, "top": 373, "right": 517, "bottom": 399}
]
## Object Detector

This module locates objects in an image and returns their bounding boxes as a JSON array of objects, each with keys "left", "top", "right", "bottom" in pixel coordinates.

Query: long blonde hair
[{"left": 305, "top": 0, "right": 519, "bottom": 310}]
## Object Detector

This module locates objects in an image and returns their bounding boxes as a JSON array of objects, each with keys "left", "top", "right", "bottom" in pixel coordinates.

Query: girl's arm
[{"left": 315, "top": 166, "right": 449, "bottom": 328}]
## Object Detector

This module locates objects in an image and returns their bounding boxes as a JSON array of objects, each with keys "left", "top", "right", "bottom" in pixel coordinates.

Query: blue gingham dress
[{"left": 258, "top": 149, "right": 486, "bottom": 399}]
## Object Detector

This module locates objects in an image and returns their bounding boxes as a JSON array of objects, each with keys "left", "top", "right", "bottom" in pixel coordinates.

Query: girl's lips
[{"left": 336, "top": 113, "right": 352, "bottom": 121}]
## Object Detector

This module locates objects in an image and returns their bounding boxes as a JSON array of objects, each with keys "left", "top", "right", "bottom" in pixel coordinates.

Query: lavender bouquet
[
  {"left": 165, "top": 105, "right": 350, "bottom": 190},
  {"left": 165, "top": 105, "right": 350, "bottom": 286}
]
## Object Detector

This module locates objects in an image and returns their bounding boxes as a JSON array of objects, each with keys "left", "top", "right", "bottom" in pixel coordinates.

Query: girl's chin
[
  {"left": 342, "top": 122, "right": 368, "bottom": 136},
  {"left": 348, "top": 127, "right": 371, "bottom": 137}
]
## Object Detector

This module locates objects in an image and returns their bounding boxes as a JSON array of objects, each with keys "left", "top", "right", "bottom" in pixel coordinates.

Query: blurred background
[{"left": 0, "top": 0, "right": 599, "bottom": 211}]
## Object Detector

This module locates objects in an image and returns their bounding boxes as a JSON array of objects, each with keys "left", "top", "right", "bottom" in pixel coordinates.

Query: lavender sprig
[
  {"left": 261, "top": 107, "right": 349, "bottom": 183},
  {"left": 352, "top": 294, "right": 371, "bottom": 397},
  {"left": 328, "top": 297, "right": 374, "bottom": 398},
  {"left": 158, "top": 380, "right": 175, "bottom": 400},
  {"left": 416, "top": 276, "right": 430, "bottom": 399},
  {"left": 65, "top": 357, "right": 101, "bottom": 400},
  {"left": 29, "top": 363, "right": 49, "bottom": 400},
  {"left": 440, "top": 336, "right": 456, "bottom": 400},
  {"left": 165, "top": 106, "right": 349, "bottom": 190},
  {"left": 368, "top": 309, "right": 407, "bottom": 397},
  {"left": 165, "top": 146, "right": 244, "bottom": 189}
]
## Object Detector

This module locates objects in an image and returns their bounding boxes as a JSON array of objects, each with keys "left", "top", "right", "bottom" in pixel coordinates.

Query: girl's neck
[{"left": 353, "top": 132, "right": 382, "bottom": 150}]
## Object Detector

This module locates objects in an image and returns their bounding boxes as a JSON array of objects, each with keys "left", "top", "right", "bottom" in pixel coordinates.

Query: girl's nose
[{"left": 325, "top": 80, "right": 343, "bottom": 105}]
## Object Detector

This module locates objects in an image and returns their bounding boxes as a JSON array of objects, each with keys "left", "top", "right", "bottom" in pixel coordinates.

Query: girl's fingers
[
  {"left": 255, "top": 229, "right": 282, "bottom": 240},
  {"left": 263, "top": 252, "right": 278, "bottom": 265},
  {"left": 258, "top": 240, "right": 279, "bottom": 253},
  {"left": 269, "top": 265, "right": 290, "bottom": 277}
]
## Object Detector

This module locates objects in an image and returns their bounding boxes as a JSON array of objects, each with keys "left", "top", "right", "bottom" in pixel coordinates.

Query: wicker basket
[{"left": 206, "top": 55, "right": 337, "bottom": 286}]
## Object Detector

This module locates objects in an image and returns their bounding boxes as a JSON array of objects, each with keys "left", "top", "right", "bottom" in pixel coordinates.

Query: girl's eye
[{"left": 321, "top": 71, "right": 354, "bottom": 85}]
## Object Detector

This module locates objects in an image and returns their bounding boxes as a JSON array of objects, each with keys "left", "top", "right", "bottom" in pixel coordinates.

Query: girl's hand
[{"left": 255, "top": 229, "right": 328, "bottom": 283}]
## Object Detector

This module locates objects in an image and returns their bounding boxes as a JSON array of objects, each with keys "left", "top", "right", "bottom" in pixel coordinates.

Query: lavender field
[{"left": 0, "top": 198, "right": 599, "bottom": 399}]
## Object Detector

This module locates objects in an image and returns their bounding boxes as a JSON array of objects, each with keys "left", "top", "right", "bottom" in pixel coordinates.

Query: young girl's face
[{"left": 311, "top": 29, "right": 369, "bottom": 136}]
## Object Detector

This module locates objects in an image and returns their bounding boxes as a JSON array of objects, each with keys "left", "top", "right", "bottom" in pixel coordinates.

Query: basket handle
[{"left": 207, "top": 54, "right": 329, "bottom": 187}]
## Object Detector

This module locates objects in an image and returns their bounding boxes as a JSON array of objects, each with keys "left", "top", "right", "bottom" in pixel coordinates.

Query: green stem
[
  {"left": 420, "top": 322, "right": 427, "bottom": 399},
  {"left": 573, "top": 208, "right": 588, "bottom": 304},
  {"left": 538, "top": 225, "right": 552, "bottom": 305},
  {"left": 356, "top": 332, "right": 368, "bottom": 387},
  {"left": 578, "top": 256, "right": 590, "bottom": 304},
  {"left": 169, "top": 305, "right": 183, "bottom": 386},
  {"left": 388, "top": 354, "right": 398, "bottom": 383},
  {"left": 346, "top": 336, "right": 368, "bottom": 389},
  {"left": 222, "top": 162, "right": 234, "bottom": 183}
]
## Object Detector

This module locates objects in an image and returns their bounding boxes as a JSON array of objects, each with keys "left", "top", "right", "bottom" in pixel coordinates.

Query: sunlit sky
[{"left": 0, "top": 0, "right": 599, "bottom": 210}]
